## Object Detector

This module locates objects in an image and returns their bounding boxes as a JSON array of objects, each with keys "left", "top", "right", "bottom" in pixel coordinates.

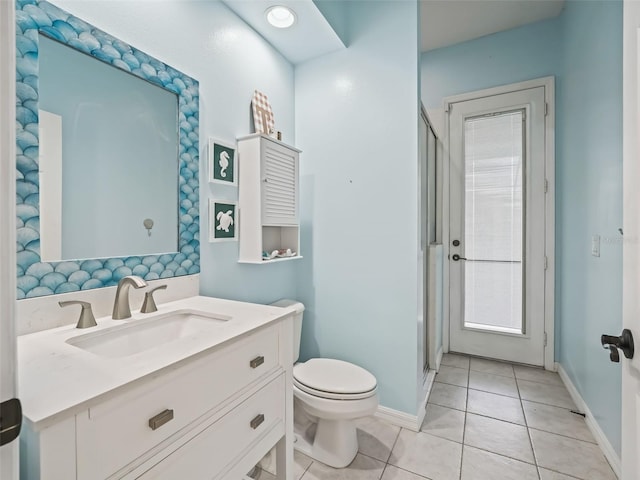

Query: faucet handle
[
  {"left": 140, "top": 285, "right": 167, "bottom": 314},
  {"left": 59, "top": 300, "right": 97, "bottom": 329}
]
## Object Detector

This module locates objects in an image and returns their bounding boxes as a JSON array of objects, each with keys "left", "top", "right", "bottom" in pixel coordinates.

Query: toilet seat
[{"left": 293, "top": 358, "right": 377, "bottom": 400}]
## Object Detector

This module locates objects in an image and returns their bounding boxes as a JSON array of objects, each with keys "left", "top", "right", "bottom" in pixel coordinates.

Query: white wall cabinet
[
  {"left": 237, "top": 134, "right": 302, "bottom": 264},
  {"left": 20, "top": 319, "right": 294, "bottom": 480}
]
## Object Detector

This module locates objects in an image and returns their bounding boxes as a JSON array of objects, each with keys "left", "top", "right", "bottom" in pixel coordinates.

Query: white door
[
  {"left": 448, "top": 85, "right": 549, "bottom": 366},
  {"left": 621, "top": 7, "right": 640, "bottom": 479},
  {"left": 0, "top": 0, "right": 20, "bottom": 477}
]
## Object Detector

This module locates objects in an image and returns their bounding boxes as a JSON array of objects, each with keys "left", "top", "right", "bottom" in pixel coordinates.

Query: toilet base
[{"left": 294, "top": 418, "right": 359, "bottom": 468}]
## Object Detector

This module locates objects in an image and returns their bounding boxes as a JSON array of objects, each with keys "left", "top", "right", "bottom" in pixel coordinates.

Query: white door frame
[
  {"left": 0, "top": 0, "right": 19, "bottom": 477},
  {"left": 442, "top": 77, "right": 556, "bottom": 370},
  {"left": 622, "top": 2, "right": 640, "bottom": 478}
]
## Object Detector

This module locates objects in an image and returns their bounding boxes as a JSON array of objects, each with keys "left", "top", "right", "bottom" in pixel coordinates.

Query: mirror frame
[{"left": 15, "top": 0, "right": 200, "bottom": 299}]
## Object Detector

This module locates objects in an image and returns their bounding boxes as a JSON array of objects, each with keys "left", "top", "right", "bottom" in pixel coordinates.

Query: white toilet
[{"left": 271, "top": 300, "right": 379, "bottom": 468}]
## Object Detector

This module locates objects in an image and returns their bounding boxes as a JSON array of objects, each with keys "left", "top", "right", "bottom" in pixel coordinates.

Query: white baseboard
[
  {"left": 557, "top": 364, "right": 621, "bottom": 479},
  {"left": 376, "top": 369, "right": 436, "bottom": 433},
  {"left": 375, "top": 405, "right": 420, "bottom": 432},
  {"left": 417, "top": 368, "right": 437, "bottom": 429},
  {"left": 436, "top": 346, "right": 443, "bottom": 371}
]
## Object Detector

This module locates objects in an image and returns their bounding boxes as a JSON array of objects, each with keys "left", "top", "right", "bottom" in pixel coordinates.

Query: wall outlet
[{"left": 592, "top": 235, "right": 601, "bottom": 257}]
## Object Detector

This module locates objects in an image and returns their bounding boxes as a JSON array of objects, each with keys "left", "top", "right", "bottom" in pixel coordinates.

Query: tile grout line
[
  {"left": 382, "top": 422, "right": 403, "bottom": 475},
  {"left": 526, "top": 425, "right": 598, "bottom": 445},
  {"left": 295, "top": 357, "right": 592, "bottom": 480},
  {"left": 464, "top": 408, "right": 525, "bottom": 428},
  {"left": 458, "top": 360, "right": 470, "bottom": 480},
  {"left": 516, "top": 395, "right": 576, "bottom": 410},
  {"left": 358, "top": 450, "right": 388, "bottom": 464},
  {"left": 465, "top": 384, "right": 519, "bottom": 399},
  {"left": 515, "top": 370, "right": 543, "bottom": 480},
  {"left": 459, "top": 443, "right": 539, "bottom": 467},
  {"left": 442, "top": 365, "right": 568, "bottom": 386},
  {"left": 298, "top": 457, "right": 313, "bottom": 480},
  {"left": 294, "top": 455, "right": 315, "bottom": 480},
  {"left": 537, "top": 465, "right": 589, "bottom": 479},
  {"left": 437, "top": 378, "right": 574, "bottom": 411},
  {"left": 385, "top": 464, "right": 435, "bottom": 480},
  {"left": 419, "top": 418, "right": 543, "bottom": 467},
  {"left": 400, "top": 356, "right": 587, "bottom": 480},
  {"left": 379, "top": 462, "right": 388, "bottom": 480},
  {"left": 452, "top": 362, "right": 538, "bottom": 470}
]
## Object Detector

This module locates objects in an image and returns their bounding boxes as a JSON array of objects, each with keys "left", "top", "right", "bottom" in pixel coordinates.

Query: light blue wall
[
  {"left": 312, "top": 0, "right": 348, "bottom": 46},
  {"left": 557, "top": 0, "right": 623, "bottom": 455},
  {"left": 421, "top": 15, "right": 563, "bottom": 109},
  {"left": 421, "top": 0, "right": 623, "bottom": 455},
  {"left": 295, "top": 0, "right": 421, "bottom": 414},
  {"left": 52, "top": 0, "right": 298, "bottom": 304},
  {"left": 39, "top": 34, "right": 178, "bottom": 260}
]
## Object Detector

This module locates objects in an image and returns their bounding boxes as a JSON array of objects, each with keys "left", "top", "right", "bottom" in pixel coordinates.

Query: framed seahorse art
[{"left": 208, "top": 137, "right": 237, "bottom": 186}]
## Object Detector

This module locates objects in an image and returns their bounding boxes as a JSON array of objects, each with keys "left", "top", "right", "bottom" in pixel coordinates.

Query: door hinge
[
  {"left": 544, "top": 256, "right": 548, "bottom": 270},
  {"left": 545, "top": 103, "right": 549, "bottom": 116},
  {"left": 544, "top": 179, "right": 549, "bottom": 193},
  {"left": 544, "top": 332, "right": 548, "bottom": 347},
  {"left": 445, "top": 102, "right": 450, "bottom": 113}
]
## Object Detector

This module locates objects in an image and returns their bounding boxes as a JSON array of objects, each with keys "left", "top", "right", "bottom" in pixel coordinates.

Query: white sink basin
[{"left": 66, "top": 310, "right": 231, "bottom": 358}]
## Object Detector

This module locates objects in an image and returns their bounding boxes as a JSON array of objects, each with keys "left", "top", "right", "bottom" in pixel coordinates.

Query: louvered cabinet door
[
  {"left": 237, "top": 134, "right": 301, "bottom": 264},
  {"left": 261, "top": 140, "right": 298, "bottom": 226}
]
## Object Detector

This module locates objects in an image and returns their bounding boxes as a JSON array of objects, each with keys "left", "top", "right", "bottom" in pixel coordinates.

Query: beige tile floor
[{"left": 254, "top": 354, "right": 617, "bottom": 480}]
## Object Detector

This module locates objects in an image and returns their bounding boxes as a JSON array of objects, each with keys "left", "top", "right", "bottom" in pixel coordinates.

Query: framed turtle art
[{"left": 209, "top": 199, "right": 237, "bottom": 242}]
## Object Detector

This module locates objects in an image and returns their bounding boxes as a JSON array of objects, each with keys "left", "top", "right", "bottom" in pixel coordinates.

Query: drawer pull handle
[
  {"left": 148, "top": 409, "right": 174, "bottom": 431},
  {"left": 250, "top": 414, "right": 265, "bottom": 430},
  {"left": 250, "top": 356, "right": 265, "bottom": 369}
]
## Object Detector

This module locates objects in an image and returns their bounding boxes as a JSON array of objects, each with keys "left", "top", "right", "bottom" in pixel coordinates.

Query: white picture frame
[
  {"left": 208, "top": 137, "right": 237, "bottom": 186},
  {"left": 209, "top": 199, "right": 238, "bottom": 242}
]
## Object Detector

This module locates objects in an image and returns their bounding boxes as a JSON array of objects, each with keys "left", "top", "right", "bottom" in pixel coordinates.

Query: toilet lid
[{"left": 293, "top": 358, "right": 377, "bottom": 397}]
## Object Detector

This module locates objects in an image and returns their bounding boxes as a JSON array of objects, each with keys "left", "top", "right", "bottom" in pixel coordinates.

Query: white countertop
[{"left": 18, "top": 295, "right": 295, "bottom": 429}]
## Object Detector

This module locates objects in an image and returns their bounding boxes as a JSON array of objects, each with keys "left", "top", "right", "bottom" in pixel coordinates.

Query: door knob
[
  {"left": 601, "top": 329, "right": 634, "bottom": 363},
  {"left": 0, "top": 398, "right": 22, "bottom": 446},
  {"left": 451, "top": 254, "right": 467, "bottom": 261}
]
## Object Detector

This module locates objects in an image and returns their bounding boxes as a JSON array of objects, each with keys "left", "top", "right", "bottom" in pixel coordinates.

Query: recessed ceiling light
[{"left": 265, "top": 6, "right": 296, "bottom": 29}]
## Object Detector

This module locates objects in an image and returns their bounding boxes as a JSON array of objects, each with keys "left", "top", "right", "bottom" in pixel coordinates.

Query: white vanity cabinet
[
  {"left": 19, "top": 312, "right": 294, "bottom": 480},
  {"left": 237, "top": 134, "right": 302, "bottom": 264}
]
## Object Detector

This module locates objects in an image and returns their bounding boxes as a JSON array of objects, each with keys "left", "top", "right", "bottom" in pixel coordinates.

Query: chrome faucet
[{"left": 112, "top": 275, "right": 148, "bottom": 319}]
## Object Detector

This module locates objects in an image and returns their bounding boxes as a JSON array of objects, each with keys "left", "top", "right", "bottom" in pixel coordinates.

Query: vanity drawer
[
  {"left": 77, "top": 325, "right": 280, "bottom": 480},
  {"left": 137, "top": 374, "right": 285, "bottom": 480}
]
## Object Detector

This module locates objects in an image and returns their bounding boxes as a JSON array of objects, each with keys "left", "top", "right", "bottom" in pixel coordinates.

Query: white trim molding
[
  {"left": 557, "top": 364, "right": 621, "bottom": 478},
  {"left": 375, "top": 406, "right": 421, "bottom": 433},
  {"left": 417, "top": 368, "right": 437, "bottom": 429},
  {"left": 0, "top": 0, "right": 19, "bottom": 477},
  {"left": 377, "top": 368, "right": 436, "bottom": 433}
]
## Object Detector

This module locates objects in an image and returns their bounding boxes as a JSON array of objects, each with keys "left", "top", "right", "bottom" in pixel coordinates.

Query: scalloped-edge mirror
[{"left": 15, "top": 0, "right": 200, "bottom": 299}]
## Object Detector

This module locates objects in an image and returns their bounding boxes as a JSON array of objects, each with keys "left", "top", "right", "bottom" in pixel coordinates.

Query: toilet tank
[{"left": 270, "top": 299, "right": 304, "bottom": 363}]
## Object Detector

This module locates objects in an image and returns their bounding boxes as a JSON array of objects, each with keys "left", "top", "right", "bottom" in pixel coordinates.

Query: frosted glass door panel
[
  {"left": 464, "top": 262, "right": 522, "bottom": 330},
  {"left": 463, "top": 111, "right": 524, "bottom": 333}
]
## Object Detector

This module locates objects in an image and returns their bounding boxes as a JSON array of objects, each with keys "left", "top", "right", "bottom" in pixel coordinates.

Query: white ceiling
[
  {"left": 222, "top": 0, "right": 565, "bottom": 63},
  {"left": 221, "top": 0, "right": 345, "bottom": 65},
  {"left": 421, "top": 0, "right": 565, "bottom": 52}
]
